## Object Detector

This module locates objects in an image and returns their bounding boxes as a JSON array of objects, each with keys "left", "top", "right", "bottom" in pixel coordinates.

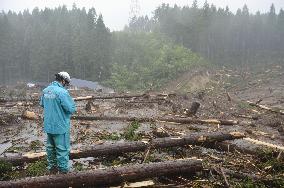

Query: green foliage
[
  {"left": 257, "top": 158, "right": 284, "bottom": 174},
  {"left": 73, "top": 162, "right": 84, "bottom": 171},
  {"left": 99, "top": 132, "right": 121, "bottom": 141},
  {"left": 235, "top": 178, "right": 266, "bottom": 188},
  {"left": 122, "top": 121, "right": 141, "bottom": 141},
  {"left": 26, "top": 160, "right": 48, "bottom": 177},
  {"left": 0, "top": 160, "right": 13, "bottom": 180},
  {"left": 107, "top": 32, "right": 207, "bottom": 90},
  {"left": 235, "top": 178, "right": 284, "bottom": 188},
  {"left": 29, "top": 140, "right": 43, "bottom": 151},
  {"left": 6, "top": 146, "right": 23, "bottom": 153},
  {"left": 143, "top": 154, "right": 156, "bottom": 163},
  {"left": 255, "top": 149, "right": 284, "bottom": 176},
  {"left": 98, "top": 122, "right": 142, "bottom": 141},
  {"left": 6, "top": 171, "right": 21, "bottom": 180}
]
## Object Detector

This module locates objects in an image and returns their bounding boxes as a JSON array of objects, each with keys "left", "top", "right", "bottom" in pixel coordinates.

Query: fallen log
[
  {"left": 209, "top": 138, "right": 284, "bottom": 160},
  {"left": 184, "top": 102, "right": 200, "bottom": 116},
  {"left": 0, "top": 102, "right": 34, "bottom": 108},
  {"left": 74, "top": 94, "right": 147, "bottom": 101},
  {"left": 247, "top": 101, "right": 284, "bottom": 115},
  {"left": 72, "top": 115, "right": 238, "bottom": 126},
  {"left": 210, "top": 141, "right": 255, "bottom": 155},
  {"left": 0, "top": 98, "right": 38, "bottom": 103},
  {"left": 210, "top": 167, "right": 261, "bottom": 180},
  {"left": 243, "top": 137, "right": 284, "bottom": 151},
  {"left": 0, "top": 158, "right": 202, "bottom": 188},
  {"left": 0, "top": 132, "right": 244, "bottom": 165}
]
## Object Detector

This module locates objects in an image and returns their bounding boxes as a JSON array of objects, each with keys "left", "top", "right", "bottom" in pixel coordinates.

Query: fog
[{"left": 1, "top": 0, "right": 284, "bottom": 30}]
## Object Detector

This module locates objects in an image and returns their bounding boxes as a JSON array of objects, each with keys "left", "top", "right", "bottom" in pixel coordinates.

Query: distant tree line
[
  {"left": 128, "top": 1, "right": 284, "bottom": 66},
  {"left": 0, "top": 5, "right": 111, "bottom": 85}
]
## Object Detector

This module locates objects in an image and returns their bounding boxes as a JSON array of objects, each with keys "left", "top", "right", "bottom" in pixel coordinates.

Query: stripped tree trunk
[
  {"left": 0, "top": 132, "right": 244, "bottom": 165},
  {"left": 73, "top": 94, "right": 147, "bottom": 101},
  {"left": 247, "top": 101, "right": 284, "bottom": 115},
  {"left": 0, "top": 158, "right": 202, "bottom": 188}
]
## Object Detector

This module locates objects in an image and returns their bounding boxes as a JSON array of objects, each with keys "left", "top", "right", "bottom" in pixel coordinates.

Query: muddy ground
[{"left": 0, "top": 63, "right": 283, "bottom": 187}]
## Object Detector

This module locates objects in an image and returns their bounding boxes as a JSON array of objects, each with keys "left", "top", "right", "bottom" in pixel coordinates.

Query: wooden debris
[
  {"left": 210, "top": 141, "right": 254, "bottom": 154},
  {"left": 72, "top": 115, "right": 239, "bottom": 126},
  {"left": 152, "top": 127, "right": 171, "bottom": 138},
  {"left": 0, "top": 141, "right": 12, "bottom": 155},
  {"left": 211, "top": 167, "right": 261, "bottom": 180},
  {"left": 74, "top": 94, "right": 147, "bottom": 101},
  {"left": 0, "top": 132, "right": 245, "bottom": 165},
  {"left": 0, "top": 102, "right": 34, "bottom": 108},
  {"left": 247, "top": 101, "right": 284, "bottom": 115},
  {"left": 243, "top": 137, "right": 284, "bottom": 151},
  {"left": 184, "top": 102, "right": 200, "bottom": 116},
  {"left": 220, "top": 167, "right": 230, "bottom": 187},
  {"left": 123, "top": 180, "right": 154, "bottom": 187},
  {"left": 0, "top": 112, "right": 19, "bottom": 126},
  {"left": 233, "top": 114, "right": 259, "bottom": 120},
  {"left": 226, "top": 92, "right": 232, "bottom": 102},
  {"left": 277, "top": 151, "right": 283, "bottom": 162},
  {"left": 0, "top": 158, "right": 203, "bottom": 188}
]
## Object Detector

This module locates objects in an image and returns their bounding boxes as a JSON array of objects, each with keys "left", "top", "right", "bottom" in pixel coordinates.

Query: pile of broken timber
[
  {"left": 0, "top": 158, "right": 202, "bottom": 188},
  {"left": 0, "top": 132, "right": 244, "bottom": 165},
  {"left": 0, "top": 131, "right": 245, "bottom": 188}
]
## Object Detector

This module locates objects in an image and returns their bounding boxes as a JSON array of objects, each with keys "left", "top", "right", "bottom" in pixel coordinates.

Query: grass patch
[
  {"left": 73, "top": 162, "right": 84, "bottom": 171},
  {"left": 98, "top": 121, "right": 142, "bottom": 141},
  {"left": 30, "top": 140, "right": 43, "bottom": 151},
  {"left": 235, "top": 178, "right": 284, "bottom": 188},
  {"left": 26, "top": 160, "right": 47, "bottom": 177},
  {"left": 0, "top": 160, "right": 13, "bottom": 180},
  {"left": 122, "top": 121, "right": 141, "bottom": 141},
  {"left": 255, "top": 149, "right": 284, "bottom": 174},
  {"left": 235, "top": 178, "right": 266, "bottom": 188},
  {"left": 6, "top": 146, "right": 23, "bottom": 153},
  {"left": 99, "top": 132, "right": 121, "bottom": 141}
]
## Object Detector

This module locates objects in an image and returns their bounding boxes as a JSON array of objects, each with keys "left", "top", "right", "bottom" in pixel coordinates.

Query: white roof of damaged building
[{"left": 70, "top": 78, "right": 114, "bottom": 93}]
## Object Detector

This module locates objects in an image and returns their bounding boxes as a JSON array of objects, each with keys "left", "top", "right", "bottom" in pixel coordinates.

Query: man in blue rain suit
[{"left": 40, "top": 71, "right": 76, "bottom": 173}]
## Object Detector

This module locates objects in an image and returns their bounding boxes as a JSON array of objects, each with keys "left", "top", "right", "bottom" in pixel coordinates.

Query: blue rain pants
[{"left": 46, "top": 131, "right": 70, "bottom": 172}]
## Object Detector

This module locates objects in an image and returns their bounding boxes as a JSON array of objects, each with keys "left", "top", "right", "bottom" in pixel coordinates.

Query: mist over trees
[
  {"left": 129, "top": 1, "right": 284, "bottom": 66},
  {"left": 0, "top": 1, "right": 283, "bottom": 89},
  {"left": 0, "top": 5, "right": 111, "bottom": 85}
]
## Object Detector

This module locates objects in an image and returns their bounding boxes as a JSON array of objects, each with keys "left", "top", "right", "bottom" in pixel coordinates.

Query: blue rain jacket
[{"left": 40, "top": 81, "right": 76, "bottom": 134}]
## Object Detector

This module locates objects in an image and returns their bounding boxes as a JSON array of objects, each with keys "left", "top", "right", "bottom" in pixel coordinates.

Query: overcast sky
[{"left": 1, "top": 0, "right": 284, "bottom": 31}]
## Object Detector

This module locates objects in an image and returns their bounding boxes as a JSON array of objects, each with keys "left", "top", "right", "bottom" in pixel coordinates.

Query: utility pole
[{"left": 129, "top": 0, "right": 141, "bottom": 21}]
